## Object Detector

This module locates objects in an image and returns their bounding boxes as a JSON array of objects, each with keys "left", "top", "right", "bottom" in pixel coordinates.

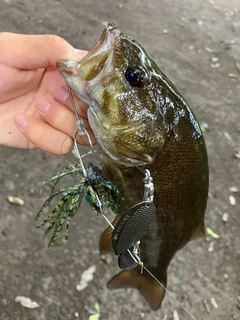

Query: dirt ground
[{"left": 0, "top": 0, "right": 240, "bottom": 319}]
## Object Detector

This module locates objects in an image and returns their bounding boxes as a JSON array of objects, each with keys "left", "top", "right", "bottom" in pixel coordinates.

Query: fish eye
[{"left": 125, "top": 67, "right": 143, "bottom": 88}]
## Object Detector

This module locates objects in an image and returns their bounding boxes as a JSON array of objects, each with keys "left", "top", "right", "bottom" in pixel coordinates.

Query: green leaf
[
  {"left": 206, "top": 227, "right": 220, "bottom": 239},
  {"left": 89, "top": 314, "right": 100, "bottom": 320},
  {"left": 94, "top": 302, "right": 100, "bottom": 312}
]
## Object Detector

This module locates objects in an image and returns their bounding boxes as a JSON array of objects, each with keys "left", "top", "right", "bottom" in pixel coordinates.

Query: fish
[{"left": 56, "top": 23, "right": 209, "bottom": 311}]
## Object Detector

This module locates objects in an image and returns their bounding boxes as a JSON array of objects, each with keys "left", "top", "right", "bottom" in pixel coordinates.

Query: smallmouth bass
[{"left": 56, "top": 23, "right": 209, "bottom": 311}]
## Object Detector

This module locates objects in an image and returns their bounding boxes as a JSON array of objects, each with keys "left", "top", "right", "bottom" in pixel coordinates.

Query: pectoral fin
[{"left": 107, "top": 269, "right": 167, "bottom": 311}]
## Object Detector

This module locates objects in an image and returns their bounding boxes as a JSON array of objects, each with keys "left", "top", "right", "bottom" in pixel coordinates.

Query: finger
[
  {"left": 52, "top": 86, "right": 90, "bottom": 119},
  {"left": 14, "top": 114, "right": 73, "bottom": 155},
  {"left": 35, "top": 96, "right": 96, "bottom": 145},
  {"left": 0, "top": 33, "right": 87, "bottom": 69}
]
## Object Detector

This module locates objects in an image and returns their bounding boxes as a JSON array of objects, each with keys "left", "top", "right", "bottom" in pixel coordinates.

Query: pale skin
[{"left": 0, "top": 32, "right": 95, "bottom": 155}]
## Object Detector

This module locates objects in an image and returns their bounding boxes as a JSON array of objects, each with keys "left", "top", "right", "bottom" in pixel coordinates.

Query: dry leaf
[
  {"left": 15, "top": 296, "right": 39, "bottom": 309},
  {"left": 229, "top": 186, "right": 238, "bottom": 192},
  {"left": 228, "top": 73, "right": 238, "bottom": 78},
  {"left": 76, "top": 265, "right": 96, "bottom": 292},
  {"left": 236, "top": 62, "right": 240, "bottom": 72},
  {"left": 100, "top": 255, "right": 111, "bottom": 264},
  {"left": 211, "top": 298, "right": 218, "bottom": 308},
  {"left": 8, "top": 196, "right": 24, "bottom": 206}
]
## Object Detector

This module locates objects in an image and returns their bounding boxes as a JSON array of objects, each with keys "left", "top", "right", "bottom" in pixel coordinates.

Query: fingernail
[
  {"left": 36, "top": 98, "right": 50, "bottom": 113},
  {"left": 14, "top": 115, "right": 28, "bottom": 128},
  {"left": 74, "top": 49, "right": 88, "bottom": 59},
  {"left": 53, "top": 86, "right": 69, "bottom": 102}
]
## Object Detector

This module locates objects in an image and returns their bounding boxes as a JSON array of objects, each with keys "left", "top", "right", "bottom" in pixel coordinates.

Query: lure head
[
  {"left": 84, "top": 163, "right": 120, "bottom": 214},
  {"left": 57, "top": 23, "right": 169, "bottom": 166}
]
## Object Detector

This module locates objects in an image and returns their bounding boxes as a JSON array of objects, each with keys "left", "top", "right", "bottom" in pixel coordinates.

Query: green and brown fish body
[{"left": 57, "top": 23, "right": 208, "bottom": 310}]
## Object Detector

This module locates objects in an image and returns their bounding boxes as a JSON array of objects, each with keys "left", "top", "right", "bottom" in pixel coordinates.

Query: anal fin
[
  {"left": 99, "top": 218, "right": 118, "bottom": 252},
  {"left": 190, "top": 221, "right": 205, "bottom": 241}
]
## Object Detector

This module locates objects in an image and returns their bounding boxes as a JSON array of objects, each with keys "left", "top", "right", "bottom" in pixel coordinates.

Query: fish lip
[{"left": 56, "top": 60, "right": 78, "bottom": 75}]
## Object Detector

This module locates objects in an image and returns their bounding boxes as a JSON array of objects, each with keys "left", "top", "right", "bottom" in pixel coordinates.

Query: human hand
[{"left": 0, "top": 33, "right": 95, "bottom": 154}]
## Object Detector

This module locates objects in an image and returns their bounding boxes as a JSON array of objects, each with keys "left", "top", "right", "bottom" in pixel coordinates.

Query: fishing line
[{"left": 73, "top": 133, "right": 87, "bottom": 177}]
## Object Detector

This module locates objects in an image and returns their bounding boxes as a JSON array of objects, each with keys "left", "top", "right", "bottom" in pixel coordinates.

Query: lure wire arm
[
  {"left": 143, "top": 169, "right": 154, "bottom": 204},
  {"left": 68, "top": 86, "right": 93, "bottom": 147}
]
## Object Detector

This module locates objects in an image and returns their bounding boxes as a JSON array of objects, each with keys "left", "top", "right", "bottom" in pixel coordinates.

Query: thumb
[{"left": 0, "top": 33, "right": 87, "bottom": 69}]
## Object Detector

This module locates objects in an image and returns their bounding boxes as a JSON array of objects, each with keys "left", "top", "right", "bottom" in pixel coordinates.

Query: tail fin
[{"left": 107, "top": 269, "right": 167, "bottom": 311}]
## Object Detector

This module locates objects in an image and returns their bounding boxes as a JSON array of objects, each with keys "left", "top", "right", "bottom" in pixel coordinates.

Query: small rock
[
  {"left": 208, "top": 241, "right": 215, "bottom": 253},
  {"left": 100, "top": 255, "right": 111, "bottom": 265},
  {"left": 162, "top": 29, "right": 168, "bottom": 34},
  {"left": 222, "top": 213, "right": 229, "bottom": 223},
  {"left": 201, "top": 122, "right": 209, "bottom": 132},
  {"left": 1, "top": 299, "right": 7, "bottom": 306},
  {"left": 173, "top": 310, "right": 180, "bottom": 320},
  {"left": 229, "top": 195, "right": 236, "bottom": 206},
  {"left": 211, "top": 57, "right": 219, "bottom": 62},
  {"left": 205, "top": 46, "right": 214, "bottom": 53},
  {"left": 229, "top": 186, "right": 238, "bottom": 193},
  {"left": 210, "top": 63, "right": 220, "bottom": 68},
  {"left": 224, "top": 274, "right": 229, "bottom": 280},
  {"left": 74, "top": 312, "right": 79, "bottom": 318}
]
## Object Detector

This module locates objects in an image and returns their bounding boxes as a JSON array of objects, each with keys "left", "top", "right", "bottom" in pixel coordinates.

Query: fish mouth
[
  {"left": 56, "top": 24, "right": 122, "bottom": 107},
  {"left": 57, "top": 24, "right": 157, "bottom": 165},
  {"left": 57, "top": 23, "right": 121, "bottom": 86}
]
